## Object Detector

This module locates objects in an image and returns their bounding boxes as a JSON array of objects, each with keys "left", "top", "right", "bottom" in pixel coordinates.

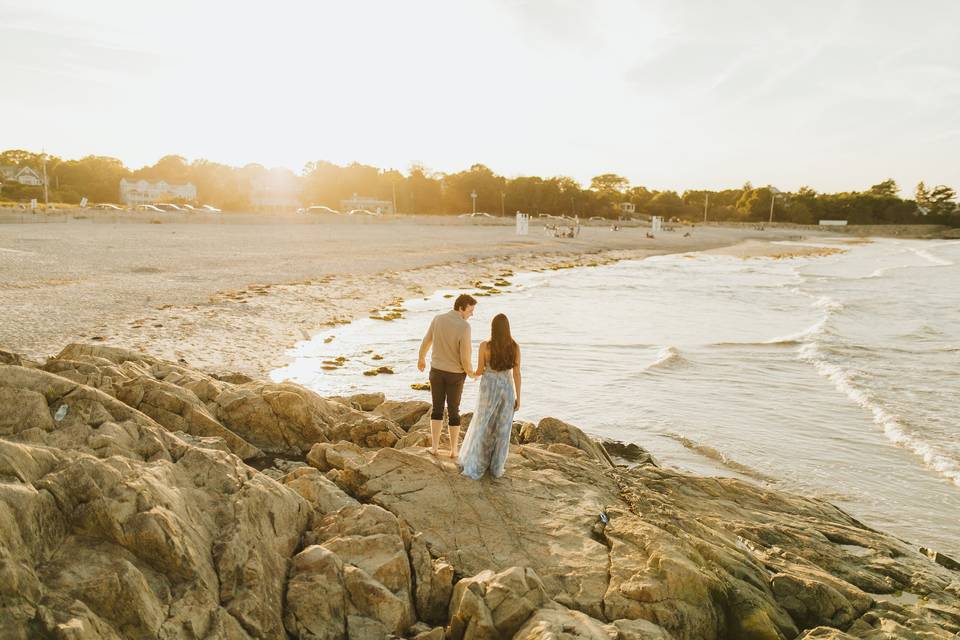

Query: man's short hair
[{"left": 453, "top": 293, "right": 477, "bottom": 311}]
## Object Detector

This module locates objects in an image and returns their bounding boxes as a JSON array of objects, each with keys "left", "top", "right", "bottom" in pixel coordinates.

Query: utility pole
[
  {"left": 391, "top": 181, "right": 397, "bottom": 215},
  {"left": 500, "top": 191, "right": 505, "bottom": 217},
  {"left": 703, "top": 192, "right": 709, "bottom": 223},
  {"left": 768, "top": 187, "right": 780, "bottom": 224},
  {"left": 471, "top": 190, "right": 477, "bottom": 214},
  {"left": 42, "top": 150, "right": 49, "bottom": 208}
]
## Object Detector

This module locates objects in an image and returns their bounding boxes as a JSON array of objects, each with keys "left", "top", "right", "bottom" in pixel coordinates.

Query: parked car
[
  {"left": 155, "top": 203, "right": 185, "bottom": 211},
  {"left": 201, "top": 204, "right": 222, "bottom": 213},
  {"left": 94, "top": 203, "right": 125, "bottom": 211},
  {"left": 136, "top": 204, "right": 164, "bottom": 213},
  {"left": 180, "top": 204, "right": 199, "bottom": 211},
  {"left": 346, "top": 209, "right": 381, "bottom": 216},
  {"left": 298, "top": 205, "right": 340, "bottom": 215}
]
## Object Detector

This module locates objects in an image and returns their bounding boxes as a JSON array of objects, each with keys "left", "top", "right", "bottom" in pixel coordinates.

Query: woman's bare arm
[
  {"left": 512, "top": 344, "right": 522, "bottom": 411},
  {"left": 475, "top": 342, "right": 487, "bottom": 377}
]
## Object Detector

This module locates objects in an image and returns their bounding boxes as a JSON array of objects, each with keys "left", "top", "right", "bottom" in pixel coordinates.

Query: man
[{"left": 418, "top": 293, "right": 477, "bottom": 458}]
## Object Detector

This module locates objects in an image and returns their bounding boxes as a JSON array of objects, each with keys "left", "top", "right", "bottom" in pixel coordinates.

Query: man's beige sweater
[{"left": 421, "top": 310, "right": 472, "bottom": 373}]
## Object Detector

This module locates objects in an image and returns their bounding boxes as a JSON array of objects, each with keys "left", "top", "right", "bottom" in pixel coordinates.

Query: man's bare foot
[
  {"left": 429, "top": 448, "right": 439, "bottom": 456},
  {"left": 448, "top": 450, "right": 458, "bottom": 459}
]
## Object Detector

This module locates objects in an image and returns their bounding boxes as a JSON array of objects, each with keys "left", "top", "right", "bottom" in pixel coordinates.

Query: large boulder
[
  {"left": 511, "top": 606, "right": 616, "bottom": 640},
  {"left": 520, "top": 417, "right": 614, "bottom": 467},
  {"left": 304, "top": 503, "right": 417, "bottom": 635},
  {"left": 284, "top": 546, "right": 348, "bottom": 640},
  {"left": 115, "top": 375, "right": 261, "bottom": 459},
  {"left": 409, "top": 533, "right": 455, "bottom": 626},
  {"left": 373, "top": 400, "right": 432, "bottom": 429},
  {"left": 329, "top": 392, "right": 386, "bottom": 412},
  {"left": 214, "top": 382, "right": 403, "bottom": 454},
  {"left": 447, "top": 567, "right": 550, "bottom": 640}
]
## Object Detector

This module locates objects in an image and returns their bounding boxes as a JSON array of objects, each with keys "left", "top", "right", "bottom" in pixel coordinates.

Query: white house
[
  {"left": 250, "top": 170, "right": 301, "bottom": 211},
  {"left": 0, "top": 166, "right": 43, "bottom": 186},
  {"left": 618, "top": 202, "right": 636, "bottom": 214},
  {"left": 340, "top": 194, "right": 394, "bottom": 215},
  {"left": 119, "top": 178, "right": 197, "bottom": 205}
]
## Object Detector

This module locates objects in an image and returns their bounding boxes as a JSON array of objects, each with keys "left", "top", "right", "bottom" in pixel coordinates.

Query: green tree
[
  {"left": 915, "top": 182, "right": 930, "bottom": 210},
  {"left": 735, "top": 187, "right": 774, "bottom": 221},
  {"left": 928, "top": 184, "right": 957, "bottom": 218},
  {"left": 589, "top": 173, "right": 629, "bottom": 195},
  {"left": 54, "top": 155, "right": 130, "bottom": 203},
  {"left": 869, "top": 179, "right": 899, "bottom": 197}
]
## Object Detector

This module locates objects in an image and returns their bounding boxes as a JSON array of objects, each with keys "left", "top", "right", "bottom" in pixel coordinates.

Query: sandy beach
[{"left": 0, "top": 212, "right": 833, "bottom": 375}]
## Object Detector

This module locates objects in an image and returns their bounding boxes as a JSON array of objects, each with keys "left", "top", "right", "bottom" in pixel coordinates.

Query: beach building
[
  {"left": 120, "top": 179, "right": 197, "bottom": 205},
  {"left": 0, "top": 166, "right": 44, "bottom": 186},
  {"left": 250, "top": 169, "right": 301, "bottom": 212},
  {"left": 618, "top": 202, "right": 635, "bottom": 214},
  {"left": 340, "top": 193, "right": 394, "bottom": 215}
]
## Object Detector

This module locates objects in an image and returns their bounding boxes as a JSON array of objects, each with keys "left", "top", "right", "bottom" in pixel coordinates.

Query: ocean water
[{"left": 272, "top": 238, "right": 960, "bottom": 557}]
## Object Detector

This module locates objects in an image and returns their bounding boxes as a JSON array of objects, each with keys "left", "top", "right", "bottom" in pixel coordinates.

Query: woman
[{"left": 458, "top": 313, "right": 522, "bottom": 480}]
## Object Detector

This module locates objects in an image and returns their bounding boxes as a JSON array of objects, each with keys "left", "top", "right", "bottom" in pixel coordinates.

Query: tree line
[{"left": 1, "top": 149, "right": 957, "bottom": 226}]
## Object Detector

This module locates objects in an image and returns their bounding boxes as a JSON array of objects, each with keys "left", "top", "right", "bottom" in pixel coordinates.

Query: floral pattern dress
[{"left": 458, "top": 367, "right": 515, "bottom": 480}]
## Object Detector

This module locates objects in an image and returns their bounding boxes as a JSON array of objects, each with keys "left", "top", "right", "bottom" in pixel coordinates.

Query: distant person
[
  {"left": 418, "top": 294, "right": 477, "bottom": 457},
  {"left": 459, "top": 313, "right": 522, "bottom": 480}
]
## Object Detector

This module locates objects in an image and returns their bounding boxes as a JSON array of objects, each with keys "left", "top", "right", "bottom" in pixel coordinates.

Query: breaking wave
[
  {"left": 645, "top": 346, "right": 686, "bottom": 370},
  {"left": 797, "top": 342, "right": 960, "bottom": 488}
]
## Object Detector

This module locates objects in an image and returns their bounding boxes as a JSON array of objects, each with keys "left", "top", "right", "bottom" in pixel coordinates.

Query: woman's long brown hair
[{"left": 488, "top": 313, "right": 517, "bottom": 371}]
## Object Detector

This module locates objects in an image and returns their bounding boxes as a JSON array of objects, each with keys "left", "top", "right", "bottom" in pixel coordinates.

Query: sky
[{"left": 1, "top": 0, "right": 958, "bottom": 194}]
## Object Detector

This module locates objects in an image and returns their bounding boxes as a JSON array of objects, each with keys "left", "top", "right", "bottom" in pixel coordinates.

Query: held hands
[
  {"left": 514, "top": 397, "right": 520, "bottom": 411},
  {"left": 417, "top": 358, "right": 426, "bottom": 372}
]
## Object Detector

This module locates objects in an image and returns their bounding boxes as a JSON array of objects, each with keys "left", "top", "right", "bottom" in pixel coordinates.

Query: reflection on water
[{"left": 273, "top": 238, "right": 960, "bottom": 557}]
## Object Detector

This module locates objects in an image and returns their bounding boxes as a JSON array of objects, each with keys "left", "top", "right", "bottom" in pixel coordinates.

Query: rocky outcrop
[
  {"left": 373, "top": 399, "right": 432, "bottom": 429},
  {"left": 519, "top": 416, "right": 615, "bottom": 467},
  {"left": 2, "top": 345, "right": 960, "bottom": 640},
  {"left": 0, "top": 364, "right": 309, "bottom": 639}
]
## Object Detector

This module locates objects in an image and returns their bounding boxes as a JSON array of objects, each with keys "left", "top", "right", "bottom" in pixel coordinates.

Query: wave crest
[
  {"left": 646, "top": 346, "right": 686, "bottom": 370},
  {"left": 798, "top": 342, "right": 960, "bottom": 488}
]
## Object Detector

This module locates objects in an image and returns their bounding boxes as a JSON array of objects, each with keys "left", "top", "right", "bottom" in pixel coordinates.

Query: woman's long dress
[{"left": 458, "top": 368, "right": 515, "bottom": 480}]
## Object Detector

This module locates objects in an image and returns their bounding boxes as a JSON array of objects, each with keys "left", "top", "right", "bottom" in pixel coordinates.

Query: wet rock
[
  {"left": 921, "top": 547, "right": 960, "bottom": 572},
  {"left": 599, "top": 439, "right": 659, "bottom": 467}
]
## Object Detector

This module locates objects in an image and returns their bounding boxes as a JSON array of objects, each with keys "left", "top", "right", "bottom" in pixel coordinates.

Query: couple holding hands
[{"left": 417, "top": 294, "right": 522, "bottom": 480}]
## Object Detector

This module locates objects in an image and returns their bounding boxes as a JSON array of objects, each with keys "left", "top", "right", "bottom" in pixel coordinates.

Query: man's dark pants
[{"left": 429, "top": 368, "right": 466, "bottom": 426}]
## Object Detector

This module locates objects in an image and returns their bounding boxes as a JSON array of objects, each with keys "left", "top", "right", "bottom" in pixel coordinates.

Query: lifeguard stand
[{"left": 515, "top": 212, "right": 529, "bottom": 235}]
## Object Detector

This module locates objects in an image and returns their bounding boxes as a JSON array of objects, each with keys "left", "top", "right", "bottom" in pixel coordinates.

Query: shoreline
[{"left": 1, "top": 217, "right": 833, "bottom": 377}]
